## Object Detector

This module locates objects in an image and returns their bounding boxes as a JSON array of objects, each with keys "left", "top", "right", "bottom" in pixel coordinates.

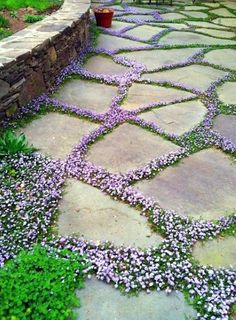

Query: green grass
[
  {"left": 24, "top": 14, "right": 44, "bottom": 23},
  {"left": 0, "top": 0, "right": 63, "bottom": 11},
  {"left": 0, "top": 28, "right": 12, "bottom": 40},
  {"left": 0, "top": 14, "right": 9, "bottom": 28}
]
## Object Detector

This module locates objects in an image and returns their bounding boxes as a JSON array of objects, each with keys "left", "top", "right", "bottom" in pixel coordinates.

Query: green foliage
[
  {"left": 0, "top": 245, "right": 87, "bottom": 320},
  {"left": 0, "top": 130, "right": 37, "bottom": 157},
  {"left": 0, "top": 0, "right": 63, "bottom": 11},
  {"left": 0, "top": 15, "right": 9, "bottom": 28},
  {"left": 0, "top": 28, "right": 12, "bottom": 39},
  {"left": 24, "top": 14, "right": 44, "bottom": 23}
]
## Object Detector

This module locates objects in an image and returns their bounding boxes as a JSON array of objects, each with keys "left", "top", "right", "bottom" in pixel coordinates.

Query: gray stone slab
[
  {"left": 184, "top": 5, "right": 208, "bottom": 10},
  {"left": 58, "top": 179, "right": 162, "bottom": 247},
  {"left": 83, "top": 55, "right": 128, "bottom": 76},
  {"left": 159, "top": 30, "right": 236, "bottom": 46},
  {"left": 212, "top": 18, "right": 236, "bottom": 27},
  {"left": 204, "top": 2, "right": 220, "bottom": 8},
  {"left": 119, "top": 14, "right": 158, "bottom": 22},
  {"left": 195, "top": 28, "right": 235, "bottom": 38},
  {"left": 20, "top": 113, "right": 99, "bottom": 159},
  {"left": 213, "top": 115, "right": 236, "bottom": 144},
  {"left": 135, "top": 148, "right": 236, "bottom": 220},
  {"left": 0, "top": 80, "right": 10, "bottom": 99},
  {"left": 87, "top": 123, "right": 180, "bottom": 173},
  {"left": 217, "top": 81, "right": 236, "bottom": 105},
  {"left": 222, "top": 1, "right": 236, "bottom": 10},
  {"left": 76, "top": 278, "right": 197, "bottom": 320},
  {"left": 122, "top": 83, "right": 195, "bottom": 110},
  {"left": 154, "top": 22, "right": 188, "bottom": 30},
  {"left": 186, "top": 21, "right": 228, "bottom": 29},
  {"left": 96, "top": 34, "right": 150, "bottom": 51},
  {"left": 116, "top": 48, "right": 200, "bottom": 71},
  {"left": 55, "top": 79, "right": 117, "bottom": 113},
  {"left": 139, "top": 100, "right": 207, "bottom": 135},
  {"left": 210, "top": 8, "right": 235, "bottom": 17},
  {"left": 124, "top": 25, "right": 166, "bottom": 41},
  {"left": 141, "top": 65, "right": 227, "bottom": 92},
  {"left": 193, "top": 236, "right": 236, "bottom": 268},
  {"left": 160, "top": 12, "right": 186, "bottom": 20},
  {"left": 204, "top": 49, "right": 236, "bottom": 70},
  {"left": 181, "top": 11, "right": 208, "bottom": 19},
  {"left": 109, "top": 20, "right": 136, "bottom": 32}
]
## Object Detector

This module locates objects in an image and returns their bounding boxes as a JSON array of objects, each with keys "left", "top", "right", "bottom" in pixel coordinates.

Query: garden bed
[{"left": 0, "top": 0, "right": 63, "bottom": 40}]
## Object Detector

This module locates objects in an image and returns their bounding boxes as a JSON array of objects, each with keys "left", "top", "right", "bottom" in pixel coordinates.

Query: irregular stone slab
[
  {"left": 210, "top": 8, "right": 235, "bottom": 17},
  {"left": 109, "top": 20, "right": 136, "bottom": 32},
  {"left": 122, "top": 83, "right": 195, "bottom": 110},
  {"left": 58, "top": 180, "right": 162, "bottom": 247},
  {"left": 204, "top": 2, "right": 220, "bottom": 8},
  {"left": 195, "top": 28, "right": 235, "bottom": 38},
  {"left": 83, "top": 55, "right": 128, "bottom": 76},
  {"left": 160, "top": 12, "right": 186, "bottom": 20},
  {"left": 76, "top": 278, "right": 197, "bottom": 320},
  {"left": 193, "top": 236, "right": 236, "bottom": 268},
  {"left": 184, "top": 5, "right": 208, "bottom": 10},
  {"left": 20, "top": 113, "right": 99, "bottom": 159},
  {"left": 141, "top": 65, "right": 227, "bottom": 92},
  {"left": 186, "top": 20, "right": 228, "bottom": 29},
  {"left": 139, "top": 100, "right": 207, "bottom": 135},
  {"left": 119, "top": 14, "right": 158, "bottom": 22},
  {"left": 213, "top": 115, "right": 236, "bottom": 144},
  {"left": 96, "top": 34, "right": 150, "bottom": 51},
  {"left": 204, "top": 49, "right": 236, "bottom": 70},
  {"left": 136, "top": 148, "right": 236, "bottom": 220},
  {"left": 222, "top": 1, "right": 236, "bottom": 10},
  {"left": 159, "top": 30, "right": 236, "bottom": 46},
  {"left": 129, "top": 7, "right": 157, "bottom": 14},
  {"left": 87, "top": 123, "right": 180, "bottom": 173},
  {"left": 124, "top": 25, "right": 166, "bottom": 41},
  {"left": 212, "top": 18, "right": 236, "bottom": 27},
  {"left": 217, "top": 82, "right": 236, "bottom": 105},
  {"left": 55, "top": 79, "right": 117, "bottom": 113},
  {"left": 0, "top": 80, "right": 9, "bottom": 99},
  {"left": 155, "top": 22, "right": 188, "bottom": 30},
  {"left": 181, "top": 11, "right": 208, "bottom": 18},
  {"left": 116, "top": 48, "right": 200, "bottom": 71}
]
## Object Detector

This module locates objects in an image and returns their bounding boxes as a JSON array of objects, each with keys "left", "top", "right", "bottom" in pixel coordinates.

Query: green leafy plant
[
  {"left": 0, "top": 15, "right": 10, "bottom": 28},
  {"left": 0, "top": 130, "right": 37, "bottom": 156},
  {"left": 10, "top": 10, "right": 18, "bottom": 18},
  {"left": 0, "top": 28, "right": 12, "bottom": 40},
  {"left": 0, "top": 245, "right": 87, "bottom": 320},
  {"left": 24, "top": 14, "right": 44, "bottom": 23},
  {"left": 0, "top": 0, "right": 63, "bottom": 11}
]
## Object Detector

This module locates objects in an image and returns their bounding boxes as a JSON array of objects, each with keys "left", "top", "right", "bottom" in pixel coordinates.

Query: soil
[{"left": 0, "top": 5, "right": 61, "bottom": 35}]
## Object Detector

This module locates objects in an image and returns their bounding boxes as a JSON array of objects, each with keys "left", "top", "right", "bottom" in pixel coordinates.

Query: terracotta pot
[{"left": 94, "top": 8, "right": 114, "bottom": 28}]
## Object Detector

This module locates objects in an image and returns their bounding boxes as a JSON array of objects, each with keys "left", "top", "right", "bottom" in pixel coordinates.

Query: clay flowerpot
[{"left": 94, "top": 8, "right": 114, "bottom": 28}]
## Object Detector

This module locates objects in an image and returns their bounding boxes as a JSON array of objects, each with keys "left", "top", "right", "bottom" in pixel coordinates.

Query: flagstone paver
[
  {"left": 96, "top": 33, "right": 151, "bottom": 51},
  {"left": 160, "top": 12, "right": 187, "bottom": 20},
  {"left": 55, "top": 79, "right": 117, "bottom": 113},
  {"left": 76, "top": 278, "right": 197, "bottom": 320},
  {"left": 20, "top": 113, "right": 99, "bottom": 159},
  {"left": 86, "top": 123, "right": 180, "bottom": 173},
  {"left": 180, "top": 11, "right": 208, "bottom": 19},
  {"left": 210, "top": 8, "right": 235, "bottom": 17},
  {"left": 213, "top": 115, "right": 236, "bottom": 144},
  {"left": 212, "top": 17, "right": 236, "bottom": 27},
  {"left": 109, "top": 20, "right": 136, "bottom": 31},
  {"left": 193, "top": 236, "right": 236, "bottom": 268},
  {"left": 118, "top": 14, "right": 158, "bottom": 22},
  {"left": 217, "top": 82, "right": 236, "bottom": 104},
  {"left": 186, "top": 20, "right": 228, "bottom": 29},
  {"left": 138, "top": 100, "right": 207, "bottom": 135},
  {"left": 195, "top": 28, "right": 235, "bottom": 38},
  {"left": 204, "top": 49, "right": 236, "bottom": 70},
  {"left": 124, "top": 25, "right": 166, "bottom": 41},
  {"left": 141, "top": 65, "right": 227, "bottom": 92},
  {"left": 184, "top": 5, "right": 208, "bottom": 10},
  {"left": 135, "top": 148, "right": 236, "bottom": 220},
  {"left": 83, "top": 55, "right": 129, "bottom": 76},
  {"left": 117, "top": 48, "right": 200, "bottom": 71},
  {"left": 154, "top": 22, "right": 188, "bottom": 30},
  {"left": 159, "top": 30, "right": 236, "bottom": 46},
  {"left": 223, "top": 0, "right": 236, "bottom": 10},
  {"left": 58, "top": 179, "right": 162, "bottom": 247},
  {"left": 122, "top": 83, "right": 195, "bottom": 110}
]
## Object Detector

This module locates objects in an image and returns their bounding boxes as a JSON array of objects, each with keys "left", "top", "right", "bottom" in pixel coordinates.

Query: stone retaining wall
[{"left": 0, "top": 0, "right": 91, "bottom": 119}]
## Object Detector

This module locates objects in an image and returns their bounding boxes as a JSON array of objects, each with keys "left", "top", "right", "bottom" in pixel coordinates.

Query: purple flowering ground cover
[{"left": 1, "top": 0, "right": 236, "bottom": 319}]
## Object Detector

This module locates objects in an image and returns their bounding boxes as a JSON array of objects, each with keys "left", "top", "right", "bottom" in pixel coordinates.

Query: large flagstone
[
  {"left": 76, "top": 278, "right": 197, "bottom": 320},
  {"left": 138, "top": 100, "right": 207, "bottom": 135},
  {"left": 204, "top": 49, "right": 236, "bottom": 70},
  {"left": 122, "top": 83, "right": 195, "bottom": 110},
  {"left": 86, "top": 123, "right": 180, "bottom": 174},
  {"left": 116, "top": 47, "right": 200, "bottom": 71},
  {"left": 186, "top": 20, "right": 228, "bottom": 29},
  {"left": 135, "top": 148, "right": 236, "bottom": 220},
  {"left": 20, "top": 113, "right": 99, "bottom": 159},
  {"left": 109, "top": 20, "right": 136, "bottom": 32},
  {"left": 195, "top": 28, "right": 235, "bottom": 38},
  {"left": 55, "top": 79, "right": 117, "bottom": 113},
  {"left": 222, "top": 1, "right": 236, "bottom": 10},
  {"left": 213, "top": 115, "right": 236, "bottom": 144},
  {"left": 184, "top": 5, "right": 208, "bottom": 10},
  {"left": 118, "top": 14, "right": 158, "bottom": 22},
  {"left": 154, "top": 22, "right": 188, "bottom": 30},
  {"left": 83, "top": 55, "right": 129, "bottom": 76},
  {"left": 159, "top": 30, "right": 236, "bottom": 46},
  {"left": 96, "top": 33, "right": 150, "bottom": 51},
  {"left": 124, "top": 25, "right": 166, "bottom": 41},
  {"left": 160, "top": 12, "right": 186, "bottom": 20},
  {"left": 210, "top": 8, "right": 235, "bottom": 17},
  {"left": 58, "top": 179, "right": 162, "bottom": 247},
  {"left": 212, "top": 17, "right": 236, "bottom": 27},
  {"left": 193, "top": 236, "right": 236, "bottom": 268},
  {"left": 217, "top": 82, "right": 236, "bottom": 105},
  {"left": 141, "top": 65, "right": 227, "bottom": 92},
  {"left": 181, "top": 11, "right": 208, "bottom": 18}
]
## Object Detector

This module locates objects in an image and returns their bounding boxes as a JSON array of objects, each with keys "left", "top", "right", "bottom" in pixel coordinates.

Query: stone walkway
[{"left": 18, "top": 0, "right": 236, "bottom": 319}]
